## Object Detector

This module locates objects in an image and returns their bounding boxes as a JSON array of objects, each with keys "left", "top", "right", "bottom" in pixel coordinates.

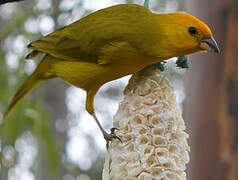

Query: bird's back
[{"left": 28, "top": 4, "right": 157, "bottom": 62}]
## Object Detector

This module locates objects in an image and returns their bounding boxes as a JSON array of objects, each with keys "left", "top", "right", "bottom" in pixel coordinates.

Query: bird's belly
[{"left": 51, "top": 60, "right": 151, "bottom": 90}]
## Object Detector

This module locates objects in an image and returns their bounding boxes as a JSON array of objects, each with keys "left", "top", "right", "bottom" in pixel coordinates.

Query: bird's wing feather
[
  {"left": 98, "top": 41, "right": 140, "bottom": 65},
  {"left": 27, "top": 33, "right": 129, "bottom": 64},
  {"left": 27, "top": 32, "right": 99, "bottom": 63}
]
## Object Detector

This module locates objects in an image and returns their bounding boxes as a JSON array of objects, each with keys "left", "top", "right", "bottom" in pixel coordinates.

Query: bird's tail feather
[{"left": 3, "top": 55, "right": 54, "bottom": 119}]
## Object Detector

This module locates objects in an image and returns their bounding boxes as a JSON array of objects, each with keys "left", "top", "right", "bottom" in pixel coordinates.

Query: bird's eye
[{"left": 188, "top": 26, "right": 197, "bottom": 35}]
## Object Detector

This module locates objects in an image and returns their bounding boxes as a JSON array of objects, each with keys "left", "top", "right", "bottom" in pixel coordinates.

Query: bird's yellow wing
[
  {"left": 98, "top": 41, "right": 142, "bottom": 65},
  {"left": 28, "top": 36, "right": 99, "bottom": 62},
  {"left": 26, "top": 4, "right": 155, "bottom": 64}
]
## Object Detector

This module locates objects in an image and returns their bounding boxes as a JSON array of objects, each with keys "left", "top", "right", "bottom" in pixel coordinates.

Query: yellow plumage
[{"left": 4, "top": 4, "right": 219, "bottom": 142}]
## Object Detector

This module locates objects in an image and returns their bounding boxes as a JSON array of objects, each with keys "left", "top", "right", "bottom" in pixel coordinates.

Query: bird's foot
[
  {"left": 103, "top": 128, "right": 122, "bottom": 149},
  {"left": 91, "top": 113, "right": 122, "bottom": 149}
]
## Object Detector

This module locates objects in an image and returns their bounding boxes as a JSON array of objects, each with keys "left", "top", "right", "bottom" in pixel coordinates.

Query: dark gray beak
[{"left": 200, "top": 37, "right": 220, "bottom": 53}]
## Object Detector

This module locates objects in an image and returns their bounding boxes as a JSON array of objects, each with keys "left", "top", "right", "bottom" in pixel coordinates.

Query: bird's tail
[{"left": 3, "top": 55, "right": 54, "bottom": 119}]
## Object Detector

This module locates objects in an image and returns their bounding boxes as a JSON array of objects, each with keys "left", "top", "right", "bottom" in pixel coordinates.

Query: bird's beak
[{"left": 200, "top": 37, "right": 220, "bottom": 53}]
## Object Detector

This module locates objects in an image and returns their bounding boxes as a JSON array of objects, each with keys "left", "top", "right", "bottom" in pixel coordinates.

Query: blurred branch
[{"left": 0, "top": 0, "right": 24, "bottom": 5}]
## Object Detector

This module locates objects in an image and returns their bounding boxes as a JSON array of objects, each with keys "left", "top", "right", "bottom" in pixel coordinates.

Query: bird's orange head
[{"left": 155, "top": 12, "right": 219, "bottom": 58}]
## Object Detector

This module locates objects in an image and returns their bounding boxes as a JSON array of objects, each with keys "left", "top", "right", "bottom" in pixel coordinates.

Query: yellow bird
[{"left": 4, "top": 4, "right": 219, "bottom": 145}]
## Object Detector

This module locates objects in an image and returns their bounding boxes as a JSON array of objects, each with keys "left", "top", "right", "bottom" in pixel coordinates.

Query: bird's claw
[
  {"left": 110, "top": 127, "right": 119, "bottom": 134},
  {"left": 103, "top": 128, "right": 122, "bottom": 149}
]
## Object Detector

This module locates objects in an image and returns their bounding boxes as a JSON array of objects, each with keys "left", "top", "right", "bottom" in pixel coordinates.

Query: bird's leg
[{"left": 91, "top": 113, "right": 122, "bottom": 149}]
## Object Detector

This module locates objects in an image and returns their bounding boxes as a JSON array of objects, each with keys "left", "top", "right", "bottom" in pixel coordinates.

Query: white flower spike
[{"left": 103, "top": 66, "right": 190, "bottom": 180}]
